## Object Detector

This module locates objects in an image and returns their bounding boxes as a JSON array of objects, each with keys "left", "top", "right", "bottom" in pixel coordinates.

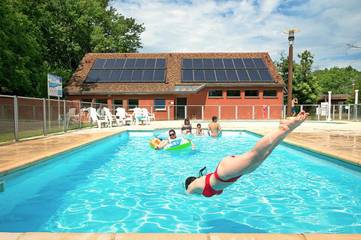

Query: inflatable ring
[
  {"left": 165, "top": 139, "right": 192, "bottom": 151},
  {"left": 149, "top": 138, "right": 162, "bottom": 149}
]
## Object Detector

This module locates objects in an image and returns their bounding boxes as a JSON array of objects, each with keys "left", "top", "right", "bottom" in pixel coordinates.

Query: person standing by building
[{"left": 292, "top": 98, "right": 298, "bottom": 116}]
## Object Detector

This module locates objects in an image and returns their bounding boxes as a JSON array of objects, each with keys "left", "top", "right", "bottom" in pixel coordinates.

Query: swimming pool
[{"left": 0, "top": 131, "right": 360, "bottom": 233}]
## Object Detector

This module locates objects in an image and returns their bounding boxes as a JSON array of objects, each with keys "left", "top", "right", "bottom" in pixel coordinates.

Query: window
[
  {"left": 96, "top": 99, "right": 107, "bottom": 104},
  {"left": 227, "top": 90, "right": 241, "bottom": 98},
  {"left": 154, "top": 99, "right": 166, "bottom": 110},
  {"left": 128, "top": 99, "right": 138, "bottom": 109},
  {"left": 245, "top": 90, "right": 259, "bottom": 97},
  {"left": 208, "top": 90, "right": 223, "bottom": 98},
  {"left": 263, "top": 90, "right": 277, "bottom": 97},
  {"left": 113, "top": 99, "right": 123, "bottom": 106}
]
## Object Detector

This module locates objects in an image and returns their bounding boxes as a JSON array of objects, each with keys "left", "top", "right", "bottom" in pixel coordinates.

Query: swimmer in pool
[{"left": 185, "top": 111, "right": 309, "bottom": 197}]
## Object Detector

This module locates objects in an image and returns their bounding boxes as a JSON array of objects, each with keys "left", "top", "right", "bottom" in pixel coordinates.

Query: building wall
[{"left": 67, "top": 86, "right": 283, "bottom": 120}]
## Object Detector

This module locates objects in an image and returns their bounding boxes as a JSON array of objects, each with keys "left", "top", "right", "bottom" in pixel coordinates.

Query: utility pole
[{"left": 285, "top": 29, "right": 299, "bottom": 117}]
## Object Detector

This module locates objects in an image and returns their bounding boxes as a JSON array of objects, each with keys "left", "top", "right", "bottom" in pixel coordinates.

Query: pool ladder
[{"left": 0, "top": 180, "right": 4, "bottom": 192}]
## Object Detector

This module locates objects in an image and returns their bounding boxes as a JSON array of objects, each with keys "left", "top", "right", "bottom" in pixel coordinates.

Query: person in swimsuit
[
  {"left": 208, "top": 116, "right": 221, "bottom": 137},
  {"left": 181, "top": 118, "right": 192, "bottom": 134},
  {"left": 155, "top": 129, "right": 178, "bottom": 150},
  {"left": 185, "top": 111, "right": 309, "bottom": 197},
  {"left": 195, "top": 123, "right": 204, "bottom": 136},
  {"left": 292, "top": 98, "right": 298, "bottom": 116}
]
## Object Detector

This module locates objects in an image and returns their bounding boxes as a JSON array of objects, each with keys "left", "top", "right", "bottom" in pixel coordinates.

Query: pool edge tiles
[
  {"left": 1, "top": 233, "right": 361, "bottom": 240},
  {"left": 0, "top": 129, "right": 127, "bottom": 178},
  {"left": 244, "top": 130, "right": 361, "bottom": 169}
]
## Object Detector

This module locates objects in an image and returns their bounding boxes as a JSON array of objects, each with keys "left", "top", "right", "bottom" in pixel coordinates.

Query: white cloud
[{"left": 112, "top": 0, "right": 361, "bottom": 70}]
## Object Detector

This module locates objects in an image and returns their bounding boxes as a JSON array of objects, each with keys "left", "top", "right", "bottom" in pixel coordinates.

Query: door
[{"left": 175, "top": 98, "right": 187, "bottom": 120}]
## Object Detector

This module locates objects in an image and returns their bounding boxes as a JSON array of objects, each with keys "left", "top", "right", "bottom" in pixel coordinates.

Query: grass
[{"left": 0, "top": 122, "right": 94, "bottom": 144}]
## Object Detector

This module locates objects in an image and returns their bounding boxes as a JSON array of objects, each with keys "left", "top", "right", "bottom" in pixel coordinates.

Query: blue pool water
[{"left": 0, "top": 131, "right": 361, "bottom": 233}]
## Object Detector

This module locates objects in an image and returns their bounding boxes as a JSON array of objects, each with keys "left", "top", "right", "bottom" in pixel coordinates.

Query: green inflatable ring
[
  {"left": 150, "top": 138, "right": 192, "bottom": 150},
  {"left": 165, "top": 140, "right": 192, "bottom": 151}
]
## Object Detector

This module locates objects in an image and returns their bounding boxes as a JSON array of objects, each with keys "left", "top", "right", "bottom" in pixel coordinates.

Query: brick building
[{"left": 65, "top": 52, "right": 285, "bottom": 120}]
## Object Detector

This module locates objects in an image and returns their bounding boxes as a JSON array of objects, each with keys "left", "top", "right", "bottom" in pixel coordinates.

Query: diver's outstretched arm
[{"left": 216, "top": 111, "right": 309, "bottom": 178}]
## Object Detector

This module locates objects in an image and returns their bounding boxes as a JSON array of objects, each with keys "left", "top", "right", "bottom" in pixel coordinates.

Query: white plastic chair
[
  {"left": 103, "top": 107, "right": 117, "bottom": 127},
  {"left": 116, "top": 107, "right": 132, "bottom": 125},
  {"left": 141, "top": 108, "right": 151, "bottom": 124},
  {"left": 133, "top": 107, "right": 146, "bottom": 125},
  {"left": 89, "top": 107, "right": 108, "bottom": 128}
]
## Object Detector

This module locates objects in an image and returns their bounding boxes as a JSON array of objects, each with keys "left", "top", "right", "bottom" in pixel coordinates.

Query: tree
[
  {"left": 0, "top": 0, "right": 145, "bottom": 97},
  {"left": 276, "top": 50, "right": 321, "bottom": 104},
  {"left": 0, "top": 0, "right": 46, "bottom": 96},
  {"left": 293, "top": 50, "right": 321, "bottom": 104}
]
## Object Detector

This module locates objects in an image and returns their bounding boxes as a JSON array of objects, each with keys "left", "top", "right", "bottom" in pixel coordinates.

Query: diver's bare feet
[{"left": 279, "top": 111, "right": 309, "bottom": 132}]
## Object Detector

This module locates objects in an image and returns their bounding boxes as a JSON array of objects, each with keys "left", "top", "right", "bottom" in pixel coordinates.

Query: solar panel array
[
  {"left": 85, "top": 58, "right": 166, "bottom": 83},
  {"left": 181, "top": 58, "right": 273, "bottom": 83}
]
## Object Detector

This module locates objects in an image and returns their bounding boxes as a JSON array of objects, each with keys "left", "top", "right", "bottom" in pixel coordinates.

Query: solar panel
[
  {"left": 144, "top": 59, "right": 156, "bottom": 69},
  {"left": 142, "top": 70, "right": 154, "bottom": 81},
  {"left": 236, "top": 69, "right": 249, "bottom": 81},
  {"left": 223, "top": 59, "right": 235, "bottom": 69},
  {"left": 193, "top": 59, "right": 203, "bottom": 69},
  {"left": 182, "top": 70, "right": 193, "bottom": 82},
  {"left": 153, "top": 70, "right": 165, "bottom": 82},
  {"left": 204, "top": 70, "right": 217, "bottom": 82},
  {"left": 233, "top": 59, "right": 245, "bottom": 69},
  {"left": 120, "top": 70, "right": 133, "bottom": 81},
  {"left": 258, "top": 69, "right": 273, "bottom": 81},
  {"left": 124, "top": 59, "right": 136, "bottom": 69},
  {"left": 92, "top": 59, "right": 106, "bottom": 69},
  {"left": 203, "top": 59, "right": 214, "bottom": 69},
  {"left": 215, "top": 70, "right": 227, "bottom": 82},
  {"left": 109, "top": 70, "right": 122, "bottom": 82},
  {"left": 194, "top": 70, "right": 205, "bottom": 81},
  {"left": 114, "top": 59, "right": 125, "bottom": 69},
  {"left": 155, "top": 59, "right": 166, "bottom": 69},
  {"left": 225, "top": 70, "right": 238, "bottom": 82},
  {"left": 86, "top": 58, "right": 167, "bottom": 83},
  {"left": 253, "top": 58, "right": 267, "bottom": 68},
  {"left": 243, "top": 59, "right": 255, "bottom": 68},
  {"left": 247, "top": 69, "right": 261, "bottom": 80},
  {"left": 134, "top": 59, "right": 145, "bottom": 69},
  {"left": 103, "top": 59, "right": 118, "bottom": 69},
  {"left": 183, "top": 59, "right": 192, "bottom": 69},
  {"left": 132, "top": 70, "right": 143, "bottom": 81},
  {"left": 213, "top": 59, "right": 224, "bottom": 69}
]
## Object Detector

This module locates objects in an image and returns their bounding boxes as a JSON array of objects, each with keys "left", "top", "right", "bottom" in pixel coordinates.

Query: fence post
[
  {"left": 332, "top": 104, "right": 335, "bottom": 120},
  {"left": 218, "top": 105, "right": 221, "bottom": 120},
  {"left": 283, "top": 105, "right": 286, "bottom": 119},
  {"left": 13, "top": 96, "right": 19, "bottom": 141},
  {"left": 79, "top": 101, "right": 82, "bottom": 129},
  {"left": 317, "top": 105, "right": 320, "bottom": 121},
  {"left": 348, "top": 104, "right": 351, "bottom": 120},
  {"left": 235, "top": 106, "right": 238, "bottom": 120},
  {"left": 167, "top": 106, "right": 170, "bottom": 120},
  {"left": 63, "top": 100, "right": 67, "bottom": 132},
  {"left": 185, "top": 105, "right": 187, "bottom": 119},
  {"left": 150, "top": 106, "right": 153, "bottom": 114},
  {"left": 201, "top": 106, "right": 204, "bottom": 120},
  {"left": 43, "top": 98, "right": 47, "bottom": 135},
  {"left": 252, "top": 106, "right": 255, "bottom": 120},
  {"left": 339, "top": 105, "right": 342, "bottom": 120},
  {"left": 267, "top": 106, "right": 270, "bottom": 120}
]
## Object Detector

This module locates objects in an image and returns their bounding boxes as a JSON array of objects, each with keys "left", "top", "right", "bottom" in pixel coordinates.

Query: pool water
[{"left": 0, "top": 131, "right": 361, "bottom": 233}]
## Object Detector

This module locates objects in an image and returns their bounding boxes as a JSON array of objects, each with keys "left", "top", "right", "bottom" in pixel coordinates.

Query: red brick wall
[{"left": 67, "top": 87, "right": 283, "bottom": 120}]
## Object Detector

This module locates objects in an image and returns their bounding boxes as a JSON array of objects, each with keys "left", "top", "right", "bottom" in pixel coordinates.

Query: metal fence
[{"left": 0, "top": 95, "right": 360, "bottom": 143}]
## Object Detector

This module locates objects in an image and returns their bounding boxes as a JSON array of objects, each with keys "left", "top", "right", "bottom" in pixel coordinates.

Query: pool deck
[{"left": 1, "top": 120, "right": 361, "bottom": 239}]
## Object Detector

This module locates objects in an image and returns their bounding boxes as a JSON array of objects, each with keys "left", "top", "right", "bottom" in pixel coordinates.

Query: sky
[{"left": 112, "top": 0, "right": 361, "bottom": 70}]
